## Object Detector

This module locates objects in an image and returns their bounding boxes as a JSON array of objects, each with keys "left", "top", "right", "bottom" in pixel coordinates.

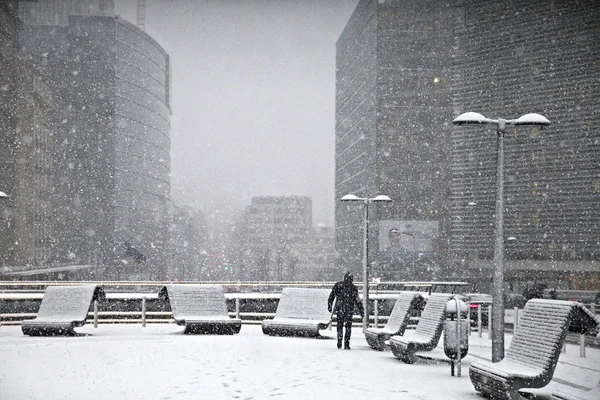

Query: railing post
[
  {"left": 235, "top": 296, "right": 240, "bottom": 319},
  {"left": 487, "top": 305, "right": 492, "bottom": 339},
  {"left": 141, "top": 296, "right": 146, "bottom": 328},
  {"left": 373, "top": 299, "right": 379, "bottom": 328},
  {"left": 478, "top": 305, "right": 482, "bottom": 338},
  {"left": 93, "top": 300, "right": 99, "bottom": 328},
  {"left": 513, "top": 307, "right": 519, "bottom": 328},
  {"left": 580, "top": 334, "right": 586, "bottom": 358},
  {"left": 591, "top": 303, "right": 596, "bottom": 316},
  {"left": 466, "top": 307, "right": 471, "bottom": 335}
]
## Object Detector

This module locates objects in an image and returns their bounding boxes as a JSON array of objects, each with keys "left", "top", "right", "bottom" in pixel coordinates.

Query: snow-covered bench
[
  {"left": 365, "top": 292, "right": 424, "bottom": 351},
  {"left": 470, "top": 299, "right": 599, "bottom": 400},
  {"left": 389, "top": 293, "right": 453, "bottom": 363},
  {"left": 262, "top": 287, "right": 331, "bottom": 337},
  {"left": 159, "top": 284, "right": 242, "bottom": 334},
  {"left": 21, "top": 285, "right": 105, "bottom": 336}
]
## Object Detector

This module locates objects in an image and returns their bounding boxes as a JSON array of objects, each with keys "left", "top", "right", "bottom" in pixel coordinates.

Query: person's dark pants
[{"left": 336, "top": 312, "right": 353, "bottom": 349}]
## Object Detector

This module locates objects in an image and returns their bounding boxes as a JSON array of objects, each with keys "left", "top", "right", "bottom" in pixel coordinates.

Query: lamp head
[
  {"left": 0, "top": 191, "right": 8, "bottom": 198},
  {"left": 341, "top": 194, "right": 362, "bottom": 202},
  {"left": 452, "top": 112, "right": 491, "bottom": 125},
  {"left": 512, "top": 113, "right": 551, "bottom": 126},
  {"left": 371, "top": 195, "right": 392, "bottom": 202}
]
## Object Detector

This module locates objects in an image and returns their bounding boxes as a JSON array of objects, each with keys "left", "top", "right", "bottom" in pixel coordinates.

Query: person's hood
[{"left": 343, "top": 271, "right": 353, "bottom": 283}]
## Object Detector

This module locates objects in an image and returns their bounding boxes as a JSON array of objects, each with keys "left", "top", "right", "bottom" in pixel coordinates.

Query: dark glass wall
[{"left": 451, "top": 0, "right": 600, "bottom": 289}]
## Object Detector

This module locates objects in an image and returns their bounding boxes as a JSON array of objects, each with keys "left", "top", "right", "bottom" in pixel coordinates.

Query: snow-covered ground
[{"left": 0, "top": 324, "right": 598, "bottom": 400}]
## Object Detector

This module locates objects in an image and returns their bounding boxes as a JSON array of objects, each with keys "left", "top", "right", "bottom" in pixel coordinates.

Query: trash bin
[{"left": 444, "top": 296, "right": 469, "bottom": 376}]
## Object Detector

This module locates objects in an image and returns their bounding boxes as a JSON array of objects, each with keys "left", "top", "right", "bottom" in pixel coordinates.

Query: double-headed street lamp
[
  {"left": 453, "top": 112, "right": 550, "bottom": 362},
  {"left": 341, "top": 194, "right": 392, "bottom": 332}
]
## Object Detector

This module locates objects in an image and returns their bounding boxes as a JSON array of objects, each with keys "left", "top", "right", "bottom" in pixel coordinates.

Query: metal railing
[{"left": 0, "top": 280, "right": 466, "bottom": 328}]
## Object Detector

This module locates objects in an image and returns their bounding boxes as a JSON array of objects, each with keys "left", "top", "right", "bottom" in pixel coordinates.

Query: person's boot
[
  {"left": 337, "top": 340, "right": 342, "bottom": 349},
  {"left": 344, "top": 341, "right": 351, "bottom": 350}
]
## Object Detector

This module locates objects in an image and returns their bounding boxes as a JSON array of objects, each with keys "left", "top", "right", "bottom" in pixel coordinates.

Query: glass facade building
[
  {"left": 335, "top": 0, "right": 454, "bottom": 281},
  {"left": 336, "top": 0, "right": 599, "bottom": 291},
  {"left": 16, "top": 15, "right": 171, "bottom": 279}
]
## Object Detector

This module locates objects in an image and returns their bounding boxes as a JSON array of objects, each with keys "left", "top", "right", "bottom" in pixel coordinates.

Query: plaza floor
[{"left": 0, "top": 323, "right": 598, "bottom": 400}]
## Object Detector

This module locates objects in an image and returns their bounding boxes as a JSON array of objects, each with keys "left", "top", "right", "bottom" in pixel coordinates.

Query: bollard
[
  {"left": 591, "top": 303, "right": 596, "bottom": 316},
  {"left": 235, "top": 297, "right": 240, "bottom": 319},
  {"left": 478, "top": 305, "right": 482, "bottom": 338},
  {"left": 580, "top": 334, "right": 586, "bottom": 358},
  {"left": 94, "top": 300, "right": 99, "bottom": 328},
  {"left": 141, "top": 296, "right": 147, "bottom": 328},
  {"left": 444, "top": 296, "right": 468, "bottom": 377},
  {"left": 513, "top": 307, "right": 519, "bottom": 328},
  {"left": 562, "top": 342, "right": 567, "bottom": 354},
  {"left": 487, "top": 305, "right": 492, "bottom": 340},
  {"left": 374, "top": 299, "right": 379, "bottom": 328}
]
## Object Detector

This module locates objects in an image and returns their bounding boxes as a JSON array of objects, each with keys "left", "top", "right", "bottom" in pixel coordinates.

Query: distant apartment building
[
  {"left": 9, "top": 5, "right": 172, "bottom": 279},
  {"left": 234, "top": 196, "right": 313, "bottom": 281},
  {"left": 19, "top": 0, "right": 114, "bottom": 26},
  {"left": 293, "top": 223, "right": 336, "bottom": 281},
  {"left": 169, "top": 205, "right": 208, "bottom": 281},
  {"left": 336, "top": 0, "right": 600, "bottom": 292}
]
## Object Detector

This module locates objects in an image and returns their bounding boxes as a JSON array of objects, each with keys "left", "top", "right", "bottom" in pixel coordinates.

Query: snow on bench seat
[
  {"left": 261, "top": 287, "right": 331, "bottom": 337},
  {"left": 469, "top": 299, "right": 599, "bottom": 400},
  {"left": 389, "top": 293, "right": 453, "bottom": 363},
  {"left": 365, "top": 292, "right": 424, "bottom": 351},
  {"left": 21, "top": 285, "right": 105, "bottom": 336},
  {"left": 159, "top": 285, "right": 241, "bottom": 334},
  {"left": 552, "top": 385, "right": 600, "bottom": 400}
]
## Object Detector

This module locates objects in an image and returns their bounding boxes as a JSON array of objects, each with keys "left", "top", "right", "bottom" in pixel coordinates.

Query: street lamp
[
  {"left": 341, "top": 194, "right": 392, "bottom": 332},
  {"left": 453, "top": 112, "right": 550, "bottom": 362}
]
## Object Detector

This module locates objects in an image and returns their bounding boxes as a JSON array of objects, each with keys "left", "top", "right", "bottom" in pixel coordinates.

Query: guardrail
[
  {"left": 0, "top": 291, "right": 404, "bottom": 327},
  {"left": 0, "top": 280, "right": 466, "bottom": 327},
  {"left": 0, "top": 280, "right": 468, "bottom": 293}
]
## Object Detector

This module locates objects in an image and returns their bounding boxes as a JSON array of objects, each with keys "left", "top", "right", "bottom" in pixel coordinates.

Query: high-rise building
[
  {"left": 336, "top": 0, "right": 600, "bottom": 292},
  {"left": 14, "top": 13, "right": 171, "bottom": 279},
  {"left": 335, "top": 0, "right": 454, "bottom": 281}
]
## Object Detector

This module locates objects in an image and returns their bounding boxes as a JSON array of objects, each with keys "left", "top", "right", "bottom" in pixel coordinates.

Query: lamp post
[
  {"left": 341, "top": 194, "right": 392, "bottom": 332},
  {"left": 453, "top": 112, "right": 550, "bottom": 362},
  {"left": 401, "top": 231, "right": 416, "bottom": 278}
]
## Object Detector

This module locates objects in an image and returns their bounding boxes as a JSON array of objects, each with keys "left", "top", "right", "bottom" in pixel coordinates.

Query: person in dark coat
[{"left": 328, "top": 271, "right": 364, "bottom": 350}]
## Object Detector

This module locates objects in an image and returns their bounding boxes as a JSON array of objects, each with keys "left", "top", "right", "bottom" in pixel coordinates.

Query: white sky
[
  {"left": 1, "top": 324, "right": 598, "bottom": 399},
  {"left": 114, "top": 0, "right": 360, "bottom": 225}
]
